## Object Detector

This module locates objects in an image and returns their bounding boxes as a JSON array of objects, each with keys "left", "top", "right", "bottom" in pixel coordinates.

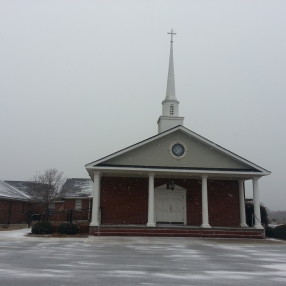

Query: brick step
[{"left": 90, "top": 227, "right": 264, "bottom": 239}]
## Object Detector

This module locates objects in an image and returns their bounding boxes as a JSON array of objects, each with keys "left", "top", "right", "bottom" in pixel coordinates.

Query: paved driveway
[{"left": 0, "top": 229, "right": 286, "bottom": 286}]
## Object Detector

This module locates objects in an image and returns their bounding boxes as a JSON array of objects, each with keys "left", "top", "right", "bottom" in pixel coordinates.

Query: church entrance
[{"left": 155, "top": 188, "right": 186, "bottom": 224}]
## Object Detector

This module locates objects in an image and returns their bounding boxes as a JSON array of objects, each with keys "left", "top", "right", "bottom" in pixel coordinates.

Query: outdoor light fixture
[{"left": 167, "top": 180, "right": 175, "bottom": 190}]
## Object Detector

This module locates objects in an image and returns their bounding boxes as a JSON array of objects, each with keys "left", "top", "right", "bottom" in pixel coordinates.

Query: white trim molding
[
  {"left": 239, "top": 180, "right": 248, "bottom": 227},
  {"left": 147, "top": 173, "right": 156, "bottom": 227},
  {"left": 201, "top": 175, "right": 211, "bottom": 228},
  {"left": 253, "top": 177, "right": 263, "bottom": 229},
  {"left": 90, "top": 172, "right": 101, "bottom": 227}
]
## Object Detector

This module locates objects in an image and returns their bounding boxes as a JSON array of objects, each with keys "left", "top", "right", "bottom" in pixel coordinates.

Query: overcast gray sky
[{"left": 0, "top": 1, "right": 285, "bottom": 210}]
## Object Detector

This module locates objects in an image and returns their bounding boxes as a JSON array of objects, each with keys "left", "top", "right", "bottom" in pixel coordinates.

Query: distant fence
[
  {"left": 33, "top": 208, "right": 92, "bottom": 224},
  {"left": 0, "top": 208, "right": 92, "bottom": 226}
]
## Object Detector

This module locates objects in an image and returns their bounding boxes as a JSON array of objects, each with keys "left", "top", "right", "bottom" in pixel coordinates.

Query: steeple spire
[
  {"left": 157, "top": 29, "right": 184, "bottom": 133},
  {"left": 166, "top": 29, "right": 177, "bottom": 100}
]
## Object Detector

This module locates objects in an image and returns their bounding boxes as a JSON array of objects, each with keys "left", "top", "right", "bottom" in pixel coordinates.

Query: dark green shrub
[
  {"left": 265, "top": 226, "right": 275, "bottom": 238},
  {"left": 31, "top": 221, "right": 53, "bottom": 234},
  {"left": 245, "top": 203, "right": 268, "bottom": 227},
  {"left": 57, "top": 223, "right": 79, "bottom": 235},
  {"left": 273, "top": 224, "right": 286, "bottom": 239}
]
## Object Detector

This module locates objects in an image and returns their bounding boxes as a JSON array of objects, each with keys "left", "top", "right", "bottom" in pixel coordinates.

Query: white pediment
[{"left": 86, "top": 126, "right": 270, "bottom": 176}]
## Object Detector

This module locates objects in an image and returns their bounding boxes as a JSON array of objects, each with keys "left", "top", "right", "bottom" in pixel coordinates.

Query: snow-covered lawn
[
  {"left": 0, "top": 228, "right": 31, "bottom": 239},
  {"left": 0, "top": 229, "right": 286, "bottom": 286}
]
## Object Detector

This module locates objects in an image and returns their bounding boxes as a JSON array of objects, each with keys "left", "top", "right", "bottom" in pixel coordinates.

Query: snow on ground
[
  {"left": 1, "top": 229, "right": 286, "bottom": 285},
  {"left": 0, "top": 228, "right": 30, "bottom": 238}
]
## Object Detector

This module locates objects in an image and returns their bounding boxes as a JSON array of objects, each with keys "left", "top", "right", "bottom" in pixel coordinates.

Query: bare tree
[{"left": 29, "top": 169, "right": 65, "bottom": 209}]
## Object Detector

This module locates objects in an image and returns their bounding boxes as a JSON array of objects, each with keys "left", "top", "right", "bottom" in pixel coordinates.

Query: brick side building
[
  {"left": 0, "top": 181, "right": 31, "bottom": 226},
  {"left": 0, "top": 179, "right": 93, "bottom": 226}
]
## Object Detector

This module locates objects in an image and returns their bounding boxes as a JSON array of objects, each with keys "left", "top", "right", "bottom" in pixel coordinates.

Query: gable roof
[
  {"left": 0, "top": 180, "right": 30, "bottom": 201},
  {"left": 86, "top": 125, "right": 270, "bottom": 178},
  {"left": 3, "top": 179, "right": 94, "bottom": 200},
  {"left": 4, "top": 181, "right": 34, "bottom": 198},
  {"left": 61, "top": 178, "right": 93, "bottom": 198}
]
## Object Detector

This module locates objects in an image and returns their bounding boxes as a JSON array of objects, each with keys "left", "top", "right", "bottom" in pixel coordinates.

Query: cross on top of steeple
[{"left": 167, "top": 29, "right": 176, "bottom": 43}]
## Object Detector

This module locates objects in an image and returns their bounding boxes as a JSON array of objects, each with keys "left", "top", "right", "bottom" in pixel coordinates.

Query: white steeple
[
  {"left": 165, "top": 30, "right": 177, "bottom": 101},
  {"left": 157, "top": 29, "right": 184, "bottom": 133}
]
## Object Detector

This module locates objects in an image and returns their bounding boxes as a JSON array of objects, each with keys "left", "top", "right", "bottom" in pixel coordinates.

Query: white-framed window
[
  {"left": 75, "top": 199, "right": 82, "bottom": 211},
  {"left": 48, "top": 202, "right": 56, "bottom": 214},
  {"left": 49, "top": 202, "right": 55, "bottom": 210},
  {"left": 170, "top": 104, "right": 174, "bottom": 115}
]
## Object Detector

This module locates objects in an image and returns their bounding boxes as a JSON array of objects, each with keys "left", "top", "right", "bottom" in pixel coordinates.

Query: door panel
[
  {"left": 156, "top": 192, "right": 169, "bottom": 222},
  {"left": 170, "top": 192, "right": 185, "bottom": 223},
  {"left": 155, "top": 190, "right": 185, "bottom": 224}
]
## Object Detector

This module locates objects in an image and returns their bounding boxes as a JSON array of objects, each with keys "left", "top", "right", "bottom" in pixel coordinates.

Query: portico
[{"left": 90, "top": 159, "right": 268, "bottom": 232}]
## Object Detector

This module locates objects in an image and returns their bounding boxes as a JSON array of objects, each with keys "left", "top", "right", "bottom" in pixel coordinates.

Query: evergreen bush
[
  {"left": 31, "top": 221, "right": 53, "bottom": 235},
  {"left": 265, "top": 226, "right": 275, "bottom": 238},
  {"left": 57, "top": 223, "right": 79, "bottom": 235},
  {"left": 273, "top": 224, "right": 286, "bottom": 239}
]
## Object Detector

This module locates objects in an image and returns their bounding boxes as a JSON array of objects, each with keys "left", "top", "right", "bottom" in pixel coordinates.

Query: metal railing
[{"left": 32, "top": 208, "right": 92, "bottom": 224}]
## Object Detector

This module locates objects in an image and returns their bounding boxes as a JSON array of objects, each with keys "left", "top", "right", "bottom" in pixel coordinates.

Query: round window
[{"left": 171, "top": 143, "right": 185, "bottom": 157}]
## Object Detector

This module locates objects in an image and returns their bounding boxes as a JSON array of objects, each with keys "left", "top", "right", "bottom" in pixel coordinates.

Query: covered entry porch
[{"left": 89, "top": 168, "right": 265, "bottom": 238}]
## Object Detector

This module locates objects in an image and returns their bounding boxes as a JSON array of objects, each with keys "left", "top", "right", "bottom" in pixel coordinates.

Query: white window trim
[{"left": 75, "top": 199, "right": 82, "bottom": 211}]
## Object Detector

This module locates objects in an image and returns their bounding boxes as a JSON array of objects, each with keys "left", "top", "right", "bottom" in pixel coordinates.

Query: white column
[
  {"left": 239, "top": 180, "right": 248, "bottom": 227},
  {"left": 90, "top": 172, "right": 101, "bottom": 227},
  {"left": 201, "top": 175, "right": 211, "bottom": 228},
  {"left": 147, "top": 173, "right": 156, "bottom": 227},
  {"left": 253, "top": 177, "right": 263, "bottom": 229}
]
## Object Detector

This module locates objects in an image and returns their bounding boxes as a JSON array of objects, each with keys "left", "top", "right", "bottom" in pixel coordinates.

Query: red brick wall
[
  {"left": 183, "top": 180, "right": 202, "bottom": 226},
  {"left": 63, "top": 199, "right": 91, "bottom": 221},
  {"left": 0, "top": 198, "right": 92, "bottom": 225},
  {"left": 33, "top": 199, "right": 92, "bottom": 222},
  {"left": 101, "top": 177, "right": 148, "bottom": 225},
  {"left": 100, "top": 177, "right": 240, "bottom": 227},
  {"left": 64, "top": 200, "right": 75, "bottom": 210},
  {"left": 0, "top": 200, "right": 12, "bottom": 223},
  {"left": 208, "top": 180, "right": 240, "bottom": 227},
  {"left": 0, "top": 199, "right": 31, "bottom": 224},
  {"left": 30, "top": 203, "right": 43, "bottom": 213}
]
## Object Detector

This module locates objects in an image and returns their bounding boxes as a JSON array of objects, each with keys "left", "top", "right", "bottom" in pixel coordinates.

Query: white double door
[{"left": 155, "top": 189, "right": 186, "bottom": 224}]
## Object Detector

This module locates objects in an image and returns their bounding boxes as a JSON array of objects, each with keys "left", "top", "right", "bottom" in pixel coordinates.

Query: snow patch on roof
[
  {"left": 1, "top": 179, "right": 93, "bottom": 200},
  {"left": 4, "top": 181, "right": 33, "bottom": 198},
  {"left": 62, "top": 178, "right": 93, "bottom": 198},
  {"left": 0, "top": 181, "right": 30, "bottom": 200}
]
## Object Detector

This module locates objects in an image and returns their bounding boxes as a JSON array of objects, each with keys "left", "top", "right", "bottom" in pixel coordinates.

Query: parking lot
[{"left": 0, "top": 229, "right": 286, "bottom": 286}]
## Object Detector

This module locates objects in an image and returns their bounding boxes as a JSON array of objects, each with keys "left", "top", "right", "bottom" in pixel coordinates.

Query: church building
[{"left": 85, "top": 30, "right": 270, "bottom": 238}]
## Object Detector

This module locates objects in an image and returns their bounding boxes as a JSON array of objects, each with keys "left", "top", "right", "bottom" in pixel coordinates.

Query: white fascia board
[
  {"left": 89, "top": 166, "right": 268, "bottom": 177},
  {"left": 85, "top": 125, "right": 270, "bottom": 175}
]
